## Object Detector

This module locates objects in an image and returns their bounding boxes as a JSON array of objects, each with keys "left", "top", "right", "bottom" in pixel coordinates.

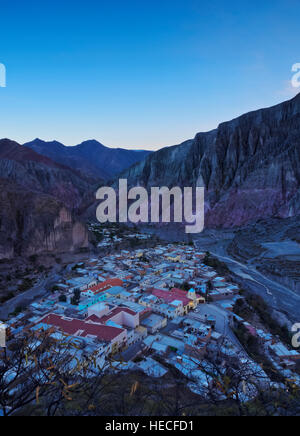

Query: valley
[
  {"left": 0, "top": 94, "right": 299, "bottom": 326},
  {"left": 192, "top": 218, "right": 300, "bottom": 324}
]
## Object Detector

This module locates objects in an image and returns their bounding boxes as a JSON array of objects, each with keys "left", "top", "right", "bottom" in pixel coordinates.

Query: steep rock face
[
  {"left": 122, "top": 94, "right": 300, "bottom": 228},
  {"left": 24, "top": 138, "right": 152, "bottom": 180},
  {"left": 0, "top": 140, "right": 92, "bottom": 259},
  {"left": 0, "top": 180, "right": 89, "bottom": 260}
]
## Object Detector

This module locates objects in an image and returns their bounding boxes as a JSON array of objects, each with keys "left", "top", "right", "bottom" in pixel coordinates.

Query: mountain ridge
[
  {"left": 1, "top": 93, "right": 299, "bottom": 259},
  {"left": 120, "top": 93, "right": 300, "bottom": 228},
  {"left": 23, "top": 138, "right": 153, "bottom": 180},
  {"left": 0, "top": 139, "right": 92, "bottom": 259}
]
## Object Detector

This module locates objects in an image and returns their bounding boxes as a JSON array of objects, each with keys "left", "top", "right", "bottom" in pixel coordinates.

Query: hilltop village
[{"left": 2, "top": 226, "right": 300, "bottom": 399}]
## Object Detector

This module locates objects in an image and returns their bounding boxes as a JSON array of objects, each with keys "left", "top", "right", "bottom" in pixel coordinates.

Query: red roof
[
  {"left": 40, "top": 313, "right": 124, "bottom": 342},
  {"left": 87, "top": 278, "right": 124, "bottom": 295},
  {"left": 151, "top": 288, "right": 190, "bottom": 307},
  {"left": 171, "top": 288, "right": 187, "bottom": 295},
  {"left": 171, "top": 287, "right": 202, "bottom": 300},
  {"left": 86, "top": 314, "right": 104, "bottom": 323},
  {"left": 87, "top": 306, "right": 137, "bottom": 325}
]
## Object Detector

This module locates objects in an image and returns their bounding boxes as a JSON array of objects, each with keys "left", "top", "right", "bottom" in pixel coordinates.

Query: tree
[
  {"left": 181, "top": 282, "right": 190, "bottom": 292},
  {"left": 0, "top": 331, "right": 81, "bottom": 416},
  {"left": 181, "top": 338, "right": 300, "bottom": 416},
  {"left": 29, "top": 255, "right": 38, "bottom": 264},
  {"left": 0, "top": 330, "right": 121, "bottom": 417},
  {"left": 205, "top": 280, "right": 213, "bottom": 301},
  {"left": 1, "top": 330, "right": 299, "bottom": 416},
  {"left": 71, "top": 290, "right": 81, "bottom": 306},
  {"left": 204, "top": 252, "right": 211, "bottom": 264}
]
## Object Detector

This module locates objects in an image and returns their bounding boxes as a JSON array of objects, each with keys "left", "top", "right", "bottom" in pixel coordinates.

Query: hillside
[
  {"left": 0, "top": 140, "right": 91, "bottom": 259},
  {"left": 121, "top": 94, "right": 300, "bottom": 228},
  {"left": 24, "top": 138, "right": 152, "bottom": 180}
]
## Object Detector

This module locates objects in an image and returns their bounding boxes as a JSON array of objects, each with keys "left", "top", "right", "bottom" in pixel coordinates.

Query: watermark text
[
  {"left": 0, "top": 63, "right": 6, "bottom": 88},
  {"left": 96, "top": 180, "right": 205, "bottom": 234},
  {"left": 0, "top": 322, "right": 6, "bottom": 348},
  {"left": 291, "top": 63, "right": 300, "bottom": 88},
  {"left": 292, "top": 324, "right": 300, "bottom": 348}
]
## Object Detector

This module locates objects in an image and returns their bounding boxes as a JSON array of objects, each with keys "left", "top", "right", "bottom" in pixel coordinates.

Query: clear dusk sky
[{"left": 0, "top": 0, "right": 299, "bottom": 150}]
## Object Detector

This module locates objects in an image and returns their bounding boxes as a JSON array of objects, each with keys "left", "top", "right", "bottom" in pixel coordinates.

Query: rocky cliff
[
  {"left": 122, "top": 94, "right": 300, "bottom": 228},
  {"left": 0, "top": 139, "right": 98, "bottom": 211},
  {"left": 0, "top": 140, "right": 91, "bottom": 260},
  {"left": 0, "top": 179, "right": 89, "bottom": 260}
]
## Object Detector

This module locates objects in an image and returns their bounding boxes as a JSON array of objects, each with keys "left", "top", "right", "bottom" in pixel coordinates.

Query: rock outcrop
[
  {"left": 122, "top": 94, "right": 300, "bottom": 228},
  {"left": 0, "top": 139, "right": 97, "bottom": 211},
  {"left": 0, "top": 179, "right": 89, "bottom": 260},
  {"left": 0, "top": 140, "right": 92, "bottom": 259}
]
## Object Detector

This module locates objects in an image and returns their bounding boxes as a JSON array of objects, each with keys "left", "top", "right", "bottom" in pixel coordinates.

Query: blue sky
[{"left": 0, "top": 0, "right": 299, "bottom": 149}]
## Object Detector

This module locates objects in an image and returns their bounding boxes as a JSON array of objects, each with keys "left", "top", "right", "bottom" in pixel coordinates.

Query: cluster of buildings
[
  {"left": 2, "top": 240, "right": 300, "bottom": 394},
  {"left": 232, "top": 315, "right": 300, "bottom": 383},
  {"left": 89, "top": 223, "right": 152, "bottom": 248}
]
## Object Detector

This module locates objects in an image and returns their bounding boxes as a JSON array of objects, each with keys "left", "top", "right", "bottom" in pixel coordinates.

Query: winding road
[
  {"left": 195, "top": 237, "right": 300, "bottom": 323},
  {"left": 0, "top": 268, "right": 61, "bottom": 320}
]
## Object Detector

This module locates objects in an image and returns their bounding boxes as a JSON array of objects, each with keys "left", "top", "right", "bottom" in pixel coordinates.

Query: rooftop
[{"left": 39, "top": 313, "right": 125, "bottom": 342}]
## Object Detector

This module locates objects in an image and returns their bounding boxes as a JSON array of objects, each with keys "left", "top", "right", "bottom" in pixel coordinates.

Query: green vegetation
[
  {"left": 203, "top": 252, "right": 230, "bottom": 276},
  {"left": 9, "top": 305, "right": 25, "bottom": 317},
  {"left": 59, "top": 295, "right": 67, "bottom": 303},
  {"left": 0, "top": 291, "right": 15, "bottom": 304},
  {"left": 204, "top": 280, "right": 214, "bottom": 302},
  {"left": 18, "top": 278, "right": 34, "bottom": 293},
  {"left": 180, "top": 282, "right": 190, "bottom": 291}
]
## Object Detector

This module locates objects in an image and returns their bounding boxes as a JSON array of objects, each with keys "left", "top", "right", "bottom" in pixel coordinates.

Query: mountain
[
  {"left": 121, "top": 93, "right": 300, "bottom": 228},
  {"left": 0, "top": 139, "right": 91, "bottom": 259},
  {"left": 2, "top": 93, "right": 300, "bottom": 257},
  {"left": 0, "top": 179, "right": 89, "bottom": 259},
  {"left": 23, "top": 138, "right": 152, "bottom": 180}
]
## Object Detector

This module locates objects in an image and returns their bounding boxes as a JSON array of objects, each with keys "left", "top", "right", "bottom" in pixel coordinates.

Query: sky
[{"left": 0, "top": 0, "right": 299, "bottom": 150}]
